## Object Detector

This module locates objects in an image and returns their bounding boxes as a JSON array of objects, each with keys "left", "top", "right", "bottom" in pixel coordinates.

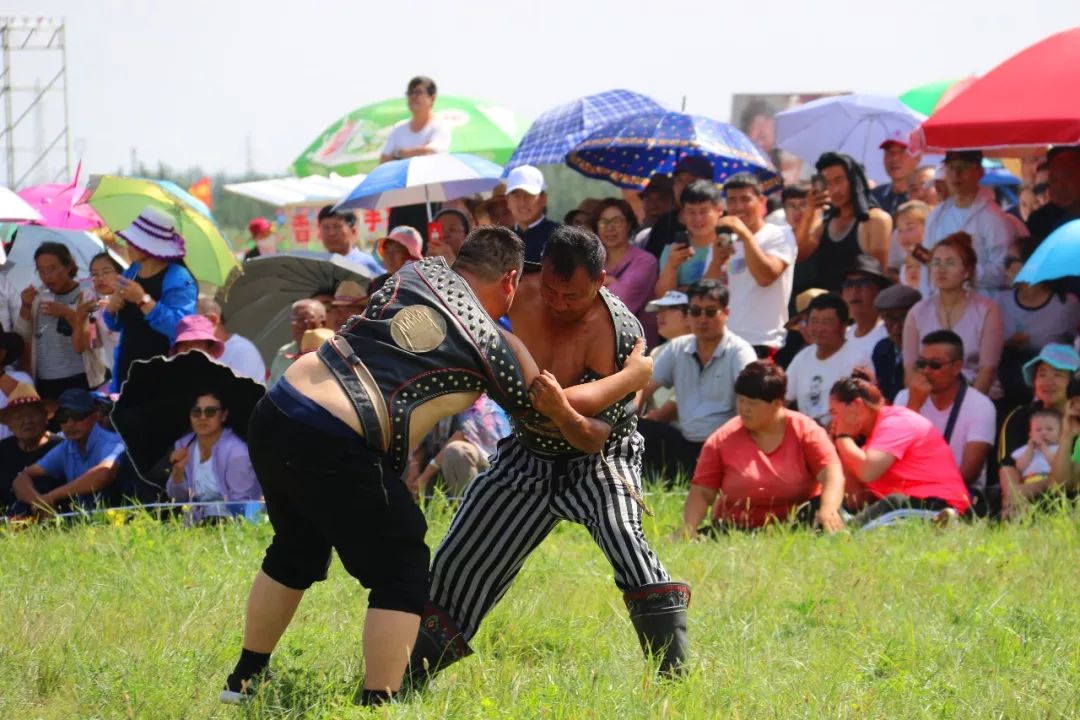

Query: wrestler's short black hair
[
  {"left": 453, "top": 225, "right": 524, "bottom": 281},
  {"left": 317, "top": 205, "right": 357, "bottom": 227},
  {"left": 679, "top": 179, "right": 722, "bottom": 206},
  {"left": 541, "top": 225, "right": 605, "bottom": 281}
]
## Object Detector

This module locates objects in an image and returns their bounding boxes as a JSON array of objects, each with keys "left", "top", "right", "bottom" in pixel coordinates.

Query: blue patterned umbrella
[
  {"left": 505, "top": 89, "right": 667, "bottom": 171},
  {"left": 566, "top": 111, "right": 779, "bottom": 191}
]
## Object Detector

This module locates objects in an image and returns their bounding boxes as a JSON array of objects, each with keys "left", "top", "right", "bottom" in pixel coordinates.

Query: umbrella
[
  {"left": 110, "top": 350, "right": 266, "bottom": 482},
  {"left": 899, "top": 77, "right": 977, "bottom": 116},
  {"left": 291, "top": 95, "right": 525, "bottom": 177},
  {"left": 87, "top": 175, "right": 240, "bottom": 287},
  {"left": 217, "top": 252, "right": 373, "bottom": 365},
  {"left": 565, "top": 110, "right": 778, "bottom": 191},
  {"left": 223, "top": 174, "right": 363, "bottom": 208},
  {"left": 3, "top": 225, "right": 127, "bottom": 293},
  {"left": 775, "top": 94, "right": 926, "bottom": 184},
  {"left": 16, "top": 182, "right": 104, "bottom": 230},
  {"left": 920, "top": 27, "right": 1080, "bottom": 151},
  {"left": 335, "top": 153, "right": 504, "bottom": 216},
  {"left": 506, "top": 89, "right": 667, "bottom": 171},
  {"left": 1014, "top": 219, "right": 1080, "bottom": 286},
  {"left": 0, "top": 186, "right": 43, "bottom": 223}
]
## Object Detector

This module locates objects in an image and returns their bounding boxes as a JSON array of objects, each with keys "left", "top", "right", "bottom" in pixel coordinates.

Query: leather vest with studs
[
  {"left": 317, "top": 256, "right": 531, "bottom": 473},
  {"left": 509, "top": 287, "right": 643, "bottom": 458}
]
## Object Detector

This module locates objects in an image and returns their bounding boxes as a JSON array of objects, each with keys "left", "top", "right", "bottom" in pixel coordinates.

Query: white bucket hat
[{"left": 117, "top": 205, "right": 186, "bottom": 260}]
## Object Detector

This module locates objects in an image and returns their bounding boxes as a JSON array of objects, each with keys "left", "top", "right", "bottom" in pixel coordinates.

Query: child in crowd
[
  {"left": 1011, "top": 408, "right": 1062, "bottom": 483},
  {"left": 889, "top": 200, "right": 930, "bottom": 288}
]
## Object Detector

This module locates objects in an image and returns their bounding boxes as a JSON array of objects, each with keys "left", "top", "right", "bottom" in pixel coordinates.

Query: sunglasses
[
  {"left": 190, "top": 406, "right": 223, "bottom": 419},
  {"left": 688, "top": 306, "right": 721, "bottom": 318},
  {"left": 55, "top": 409, "right": 92, "bottom": 424},
  {"left": 915, "top": 358, "right": 953, "bottom": 370}
]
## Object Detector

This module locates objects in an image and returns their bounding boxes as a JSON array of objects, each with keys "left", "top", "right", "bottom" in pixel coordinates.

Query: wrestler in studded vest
[{"left": 316, "top": 256, "right": 532, "bottom": 472}]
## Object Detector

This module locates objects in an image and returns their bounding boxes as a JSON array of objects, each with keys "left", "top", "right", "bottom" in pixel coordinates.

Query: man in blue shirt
[{"left": 12, "top": 388, "right": 124, "bottom": 512}]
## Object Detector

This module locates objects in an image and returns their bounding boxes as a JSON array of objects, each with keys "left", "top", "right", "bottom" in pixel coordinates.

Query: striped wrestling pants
[{"left": 429, "top": 431, "right": 671, "bottom": 641}]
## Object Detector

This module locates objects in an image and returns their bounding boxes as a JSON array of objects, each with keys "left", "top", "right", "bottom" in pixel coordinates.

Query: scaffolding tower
[{"left": 0, "top": 16, "right": 71, "bottom": 189}]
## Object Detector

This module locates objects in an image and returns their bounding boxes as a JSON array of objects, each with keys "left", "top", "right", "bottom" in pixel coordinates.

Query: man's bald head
[{"left": 290, "top": 299, "right": 327, "bottom": 342}]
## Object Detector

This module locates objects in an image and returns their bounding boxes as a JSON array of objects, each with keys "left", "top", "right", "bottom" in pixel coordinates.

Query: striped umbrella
[{"left": 335, "top": 153, "right": 504, "bottom": 216}]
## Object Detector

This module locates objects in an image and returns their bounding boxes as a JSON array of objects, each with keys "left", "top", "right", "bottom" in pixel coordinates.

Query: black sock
[
  {"left": 359, "top": 689, "right": 392, "bottom": 706},
  {"left": 225, "top": 649, "right": 271, "bottom": 692}
]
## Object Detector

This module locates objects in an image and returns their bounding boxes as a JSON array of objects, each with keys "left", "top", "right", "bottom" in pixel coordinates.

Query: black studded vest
[
  {"left": 317, "top": 257, "right": 532, "bottom": 472},
  {"left": 510, "top": 288, "right": 643, "bottom": 458}
]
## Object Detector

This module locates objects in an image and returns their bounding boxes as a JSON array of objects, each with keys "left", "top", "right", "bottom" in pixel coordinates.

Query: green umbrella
[
  {"left": 899, "top": 77, "right": 977, "bottom": 116},
  {"left": 290, "top": 95, "right": 526, "bottom": 177},
  {"left": 88, "top": 176, "right": 240, "bottom": 287}
]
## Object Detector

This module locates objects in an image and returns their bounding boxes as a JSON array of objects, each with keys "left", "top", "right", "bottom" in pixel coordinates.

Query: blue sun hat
[{"left": 1022, "top": 342, "right": 1080, "bottom": 386}]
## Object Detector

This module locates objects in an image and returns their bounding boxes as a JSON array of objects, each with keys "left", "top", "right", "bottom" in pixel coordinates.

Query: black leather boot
[
  {"left": 624, "top": 581, "right": 691, "bottom": 677},
  {"left": 403, "top": 602, "right": 473, "bottom": 689}
]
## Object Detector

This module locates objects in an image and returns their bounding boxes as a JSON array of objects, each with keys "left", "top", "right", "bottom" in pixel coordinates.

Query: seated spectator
[
  {"left": 11, "top": 388, "right": 124, "bottom": 513},
  {"left": 405, "top": 394, "right": 510, "bottom": 499},
  {"left": 88, "top": 252, "right": 123, "bottom": 380},
  {"left": 829, "top": 372, "right": 971, "bottom": 527},
  {"left": 785, "top": 293, "right": 874, "bottom": 428},
  {"left": 895, "top": 330, "right": 996, "bottom": 494},
  {"left": 679, "top": 361, "right": 845, "bottom": 535},
  {"left": 656, "top": 180, "right": 722, "bottom": 296},
  {"left": 0, "top": 332, "right": 33, "bottom": 442},
  {"left": 506, "top": 165, "right": 560, "bottom": 262},
  {"left": 1046, "top": 377, "right": 1080, "bottom": 497},
  {"left": 317, "top": 205, "right": 383, "bottom": 275},
  {"left": 907, "top": 166, "right": 939, "bottom": 207},
  {"left": 637, "top": 282, "right": 757, "bottom": 481},
  {"left": 593, "top": 198, "right": 658, "bottom": 316},
  {"left": 1010, "top": 408, "right": 1061, "bottom": 484},
  {"left": 888, "top": 200, "right": 930, "bottom": 285},
  {"left": 170, "top": 315, "right": 226, "bottom": 359},
  {"left": 15, "top": 241, "right": 107, "bottom": 399},
  {"left": 369, "top": 226, "right": 424, "bottom": 294},
  {"left": 427, "top": 208, "right": 472, "bottom": 265},
  {"left": 167, "top": 388, "right": 260, "bottom": 524},
  {"left": 197, "top": 298, "right": 266, "bottom": 382},
  {"left": 640, "top": 291, "right": 691, "bottom": 415},
  {"left": 871, "top": 284, "right": 922, "bottom": 402},
  {"left": 0, "top": 384, "right": 61, "bottom": 514},
  {"left": 999, "top": 343, "right": 1080, "bottom": 518},
  {"left": 775, "top": 288, "right": 826, "bottom": 369},
  {"left": 327, "top": 280, "right": 369, "bottom": 331},
  {"left": 841, "top": 256, "right": 891, "bottom": 358},
  {"left": 268, "top": 299, "right": 327, "bottom": 385},
  {"left": 903, "top": 232, "right": 1004, "bottom": 397}
]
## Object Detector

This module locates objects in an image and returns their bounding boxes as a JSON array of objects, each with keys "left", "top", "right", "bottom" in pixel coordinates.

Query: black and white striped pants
[{"left": 429, "top": 431, "right": 671, "bottom": 641}]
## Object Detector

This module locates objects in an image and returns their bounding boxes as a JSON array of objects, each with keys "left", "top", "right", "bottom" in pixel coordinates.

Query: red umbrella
[{"left": 919, "top": 27, "right": 1080, "bottom": 152}]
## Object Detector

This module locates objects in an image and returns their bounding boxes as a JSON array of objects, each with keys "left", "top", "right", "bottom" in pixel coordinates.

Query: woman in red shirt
[{"left": 829, "top": 371, "right": 971, "bottom": 526}]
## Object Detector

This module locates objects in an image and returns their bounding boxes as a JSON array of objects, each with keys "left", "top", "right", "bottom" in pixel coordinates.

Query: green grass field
[{"left": 2, "top": 492, "right": 1079, "bottom": 719}]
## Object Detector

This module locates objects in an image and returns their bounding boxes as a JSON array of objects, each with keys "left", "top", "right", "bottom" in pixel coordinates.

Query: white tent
[{"left": 222, "top": 174, "right": 363, "bottom": 208}]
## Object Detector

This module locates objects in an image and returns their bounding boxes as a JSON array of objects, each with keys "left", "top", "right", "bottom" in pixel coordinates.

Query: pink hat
[
  {"left": 377, "top": 225, "right": 424, "bottom": 263},
  {"left": 170, "top": 315, "right": 225, "bottom": 359}
]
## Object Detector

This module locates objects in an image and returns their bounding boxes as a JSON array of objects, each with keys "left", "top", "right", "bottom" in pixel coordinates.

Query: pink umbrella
[{"left": 17, "top": 177, "right": 105, "bottom": 231}]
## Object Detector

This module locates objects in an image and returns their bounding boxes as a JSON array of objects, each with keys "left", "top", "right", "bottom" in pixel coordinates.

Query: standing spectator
[
  {"left": 902, "top": 233, "right": 1004, "bottom": 397},
  {"left": 0, "top": 384, "right": 61, "bottom": 515},
  {"left": 428, "top": 208, "right": 472, "bottom": 265},
  {"left": 841, "top": 256, "right": 891, "bottom": 359},
  {"left": 505, "top": 165, "right": 559, "bottom": 262},
  {"left": 327, "top": 280, "right": 368, "bottom": 331},
  {"left": 11, "top": 388, "right": 124, "bottom": 513},
  {"left": 679, "top": 361, "right": 845, "bottom": 534},
  {"left": 103, "top": 207, "right": 198, "bottom": 393},
  {"left": 631, "top": 175, "right": 676, "bottom": 248},
  {"left": 268, "top": 299, "right": 327, "bottom": 385},
  {"left": 702, "top": 173, "right": 795, "bottom": 358},
  {"left": 379, "top": 76, "right": 451, "bottom": 163},
  {"left": 923, "top": 151, "right": 1016, "bottom": 291},
  {"left": 907, "top": 166, "right": 940, "bottom": 207},
  {"left": 88, "top": 253, "right": 123, "bottom": 380},
  {"left": 785, "top": 293, "right": 873, "bottom": 428},
  {"left": 895, "top": 330, "right": 996, "bottom": 492},
  {"left": 593, "top": 198, "right": 657, "bottom": 316},
  {"left": 795, "top": 152, "right": 891, "bottom": 294},
  {"left": 15, "top": 242, "right": 106, "bottom": 399},
  {"left": 317, "top": 206, "right": 384, "bottom": 276},
  {"left": 244, "top": 217, "right": 276, "bottom": 261},
  {"left": 871, "top": 284, "right": 922, "bottom": 402},
  {"left": 1026, "top": 146, "right": 1080, "bottom": 241},
  {"left": 829, "top": 372, "right": 971, "bottom": 526},
  {"left": 369, "top": 226, "right": 424, "bottom": 293},
  {"left": 780, "top": 182, "right": 810, "bottom": 229},
  {"left": 870, "top": 134, "right": 919, "bottom": 216},
  {"left": 473, "top": 183, "right": 512, "bottom": 228},
  {"left": 888, "top": 200, "right": 930, "bottom": 285},
  {"left": 642, "top": 156, "right": 714, "bottom": 259},
  {"left": 637, "top": 282, "right": 757, "bottom": 479},
  {"left": 656, "top": 180, "right": 723, "bottom": 296},
  {"left": 197, "top": 298, "right": 266, "bottom": 381}
]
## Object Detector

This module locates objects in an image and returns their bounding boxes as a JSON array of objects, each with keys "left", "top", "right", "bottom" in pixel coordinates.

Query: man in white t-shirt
[
  {"left": 785, "top": 293, "right": 873, "bottom": 427},
  {"left": 841, "top": 255, "right": 890, "bottom": 358},
  {"left": 894, "top": 329, "right": 995, "bottom": 491},
  {"left": 379, "top": 76, "right": 452, "bottom": 164},
  {"left": 702, "top": 173, "right": 795, "bottom": 358},
  {"left": 197, "top": 298, "right": 267, "bottom": 383}
]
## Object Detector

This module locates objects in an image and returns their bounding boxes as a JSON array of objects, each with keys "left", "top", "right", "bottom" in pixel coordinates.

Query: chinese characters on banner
[{"left": 284, "top": 207, "right": 389, "bottom": 252}]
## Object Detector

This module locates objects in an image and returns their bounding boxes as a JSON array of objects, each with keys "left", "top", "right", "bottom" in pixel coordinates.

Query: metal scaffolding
[{"left": 0, "top": 16, "right": 71, "bottom": 189}]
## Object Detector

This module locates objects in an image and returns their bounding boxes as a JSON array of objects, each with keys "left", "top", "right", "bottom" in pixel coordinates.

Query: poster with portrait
[{"left": 731, "top": 93, "right": 847, "bottom": 185}]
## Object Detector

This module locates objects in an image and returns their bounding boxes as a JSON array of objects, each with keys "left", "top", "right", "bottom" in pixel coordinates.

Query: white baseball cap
[
  {"left": 645, "top": 291, "right": 689, "bottom": 312},
  {"left": 505, "top": 165, "right": 546, "bottom": 195}
]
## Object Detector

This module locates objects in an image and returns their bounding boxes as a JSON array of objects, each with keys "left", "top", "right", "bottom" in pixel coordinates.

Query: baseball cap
[
  {"left": 1022, "top": 342, "right": 1080, "bottom": 386},
  {"left": 944, "top": 150, "right": 984, "bottom": 166},
  {"left": 879, "top": 129, "right": 911, "bottom": 150},
  {"left": 874, "top": 284, "right": 922, "bottom": 312},
  {"left": 644, "top": 291, "right": 689, "bottom": 312},
  {"left": 57, "top": 388, "right": 96, "bottom": 415},
  {"left": 505, "top": 165, "right": 546, "bottom": 195},
  {"left": 248, "top": 217, "right": 271, "bottom": 236}
]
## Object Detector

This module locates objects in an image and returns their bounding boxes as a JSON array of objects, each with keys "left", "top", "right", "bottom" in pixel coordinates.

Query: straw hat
[
  {"left": 286, "top": 328, "right": 334, "bottom": 359},
  {"left": 117, "top": 205, "right": 186, "bottom": 260},
  {"left": 0, "top": 383, "right": 53, "bottom": 424}
]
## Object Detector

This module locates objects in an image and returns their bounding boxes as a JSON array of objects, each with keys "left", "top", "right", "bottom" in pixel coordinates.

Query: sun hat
[
  {"left": 331, "top": 280, "right": 368, "bottom": 306},
  {"left": 1022, "top": 342, "right": 1080, "bottom": 386},
  {"left": 170, "top": 315, "right": 225, "bottom": 358},
  {"left": 377, "top": 226, "right": 424, "bottom": 263},
  {"left": 117, "top": 205, "right": 186, "bottom": 260},
  {"left": 0, "top": 383, "right": 53, "bottom": 424},
  {"left": 286, "top": 328, "right": 335, "bottom": 359},
  {"left": 505, "top": 165, "right": 546, "bottom": 195},
  {"left": 644, "top": 291, "right": 689, "bottom": 312},
  {"left": 844, "top": 255, "right": 893, "bottom": 288}
]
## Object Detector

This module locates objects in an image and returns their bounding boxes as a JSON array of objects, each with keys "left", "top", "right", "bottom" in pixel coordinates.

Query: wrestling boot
[
  {"left": 624, "top": 581, "right": 691, "bottom": 678},
  {"left": 403, "top": 602, "right": 474, "bottom": 690}
]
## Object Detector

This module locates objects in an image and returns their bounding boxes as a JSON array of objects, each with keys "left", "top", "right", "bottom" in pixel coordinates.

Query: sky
[{"left": 4, "top": 0, "right": 1079, "bottom": 183}]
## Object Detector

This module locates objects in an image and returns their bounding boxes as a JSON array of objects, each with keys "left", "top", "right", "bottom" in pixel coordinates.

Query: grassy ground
[{"left": 2, "top": 492, "right": 1079, "bottom": 719}]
